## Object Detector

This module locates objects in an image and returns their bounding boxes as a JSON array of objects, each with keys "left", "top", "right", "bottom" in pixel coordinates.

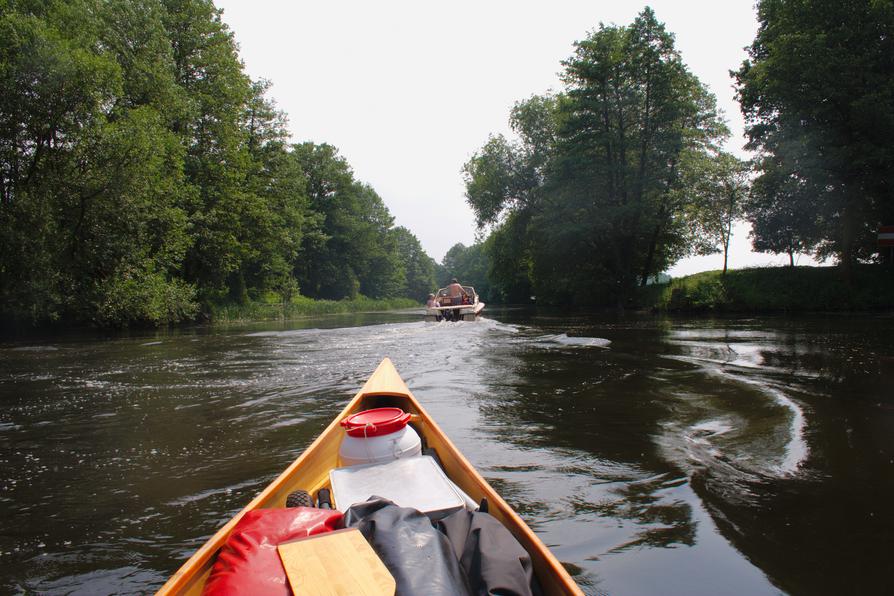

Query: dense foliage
[
  {"left": 463, "top": 9, "right": 739, "bottom": 307},
  {"left": 735, "top": 0, "right": 894, "bottom": 266},
  {"left": 0, "top": 0, "right": 434, "bottom": 327},
  {"left": 653, "top": 266, "right": 894, "bottom": 312},
  {"left": 437, "top": 242, "right": 493, "bottom": 302}
]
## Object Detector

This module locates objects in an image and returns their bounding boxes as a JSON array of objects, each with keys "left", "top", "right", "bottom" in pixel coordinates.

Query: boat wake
[
  {"left": 727, "top": 374, "right": 807, "bottom": 475},
  {"left": 524, "top": 333, "right": 611, "bottom": 350},
  {"left": 656, "top": 357, "right": 810, "bottom": 484}
]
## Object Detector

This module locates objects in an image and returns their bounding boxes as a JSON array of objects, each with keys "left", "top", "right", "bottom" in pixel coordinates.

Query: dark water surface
[{"left": 1, "top": 309, "right": 893, "bottom": 595}]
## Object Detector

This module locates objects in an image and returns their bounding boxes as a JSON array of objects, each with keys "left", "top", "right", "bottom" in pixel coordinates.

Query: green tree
[
  {"left": 735, "top": 0, "right": 894, "bottom": 266},
  {"left": 463, "top": 94, "right": 558, "bottom": 228},
  {"left": 162, "top": 0, "right": 256, "bottom": 301},
  {"left": 239, "top": 80, "right": 309, "bottom": 302},
  {"left": 0, "top": 0, "right": 432, "bottom": 327},
  {"left": 391, "top": 226, "right": 436, "bottom": 301},
  {"left": 483, "top": 214, "right": 532, "bottom": 303},
  {"left": 0, "top": 0, "right": 196, "bottom": 326},
  {"left": 440, "top": 242, "right": 492, "bottom": 301},
  {"left": 688, "top": 152, "right": 749, "bottom": 275},
  {"left": 353, "top": 183, "right": 403, "bottom": 299},
  {"left": 464, "top": 8, "right": 727, "bottom": 307},
  {"left": 746, "top": 157, "right": 820, "bottom": 267},
  {"left": 462, "top": 95, "right": 557, "bottom": 303},
  {"left": 554, "top": 7, "right": 727, "bottom": 302},
  {"left": 292, "top": 143, "right": 403, "bottom": 300}
]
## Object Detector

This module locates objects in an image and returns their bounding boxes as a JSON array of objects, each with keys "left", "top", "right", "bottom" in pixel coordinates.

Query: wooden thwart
[{"left": 277, "top": 528, "right": 395, "bottom": 596}]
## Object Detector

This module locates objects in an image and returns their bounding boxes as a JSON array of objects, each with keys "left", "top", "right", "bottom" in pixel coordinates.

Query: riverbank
[
  {"left": 209, "top": 295, "right": 420, "bottom": 323},
  {"left": 648, "top": 265, "right": 894, "bottom": 312},
  {"left": 0, "top": 294, "right": 421, "bottom": 334}
]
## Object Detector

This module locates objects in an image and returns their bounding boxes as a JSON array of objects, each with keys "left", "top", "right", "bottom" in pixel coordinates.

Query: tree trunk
[
  {"left": 641, "top": 224, "right": 661, "bottom": 286},
  {"left": 612, "top": 79, "right": 629, "bottom": 206},
  {"left": 839, "top": 187, "right": 859, "bottom": 280},
  {"left": 722, "top": 192, "right": 735, "bottom": 276}
]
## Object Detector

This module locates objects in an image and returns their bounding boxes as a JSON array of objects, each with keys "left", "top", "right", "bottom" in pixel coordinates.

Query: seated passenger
[{"left": 426, "top": 293, "right": 439, "bottom": 309}]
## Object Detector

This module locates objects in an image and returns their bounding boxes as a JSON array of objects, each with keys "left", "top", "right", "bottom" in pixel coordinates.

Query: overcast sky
[{"left": 215, "top": 0, "right": 820, "bottom": 275}]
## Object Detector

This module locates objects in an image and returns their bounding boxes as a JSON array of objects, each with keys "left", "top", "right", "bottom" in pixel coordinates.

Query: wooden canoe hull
[{"left": 156, "top": 358, "right": 582, "bottom": 596}]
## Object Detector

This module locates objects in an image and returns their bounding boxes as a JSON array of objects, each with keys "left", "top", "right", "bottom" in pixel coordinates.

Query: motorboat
[{"left": 425, "top": 285, "right": 485, "bottom": 321}]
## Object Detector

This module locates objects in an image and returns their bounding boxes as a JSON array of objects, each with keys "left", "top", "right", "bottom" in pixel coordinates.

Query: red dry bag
[{"left": 202, "top": 507, "right": 343, "bottom": 596}]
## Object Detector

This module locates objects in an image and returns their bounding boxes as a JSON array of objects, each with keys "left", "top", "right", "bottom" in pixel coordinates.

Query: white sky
[{"left": 215, "top": 0, "right": 821, "bottom": 275}]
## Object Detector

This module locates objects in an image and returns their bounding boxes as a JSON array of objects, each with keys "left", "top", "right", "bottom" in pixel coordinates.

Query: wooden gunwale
[{"left": 156, "top": 357, "right": 582, "bottom": 596}]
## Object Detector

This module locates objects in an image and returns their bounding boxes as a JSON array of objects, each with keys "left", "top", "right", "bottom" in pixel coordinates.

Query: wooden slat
[{"left": 279, "top": 528, "right": 395, "bottom": 596}]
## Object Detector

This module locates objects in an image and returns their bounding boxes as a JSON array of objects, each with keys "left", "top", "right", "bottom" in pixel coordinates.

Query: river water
[{"left": 1, "top": 309, "right": 892, "bottom": 595}]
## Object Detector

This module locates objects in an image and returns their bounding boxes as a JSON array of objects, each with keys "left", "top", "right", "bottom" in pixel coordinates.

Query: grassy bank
[
  {"left": 209, "top": 295, "right": 420, "bottom": 323},
  {"left": 648, "top": 265, "right": 894, "bottom": 312}
]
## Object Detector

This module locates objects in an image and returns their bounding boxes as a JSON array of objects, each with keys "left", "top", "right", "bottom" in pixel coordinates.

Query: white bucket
[
  {"left": 338, "top": 425, "right": 422, "bottom": 467},
  {"left": 338, "top": 407, "right": 422, "bottom": 467}
]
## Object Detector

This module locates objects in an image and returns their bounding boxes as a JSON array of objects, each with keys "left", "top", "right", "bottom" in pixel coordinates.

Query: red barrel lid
[{"left": 340, "top": 407, "right": 411, "bottom": 437}]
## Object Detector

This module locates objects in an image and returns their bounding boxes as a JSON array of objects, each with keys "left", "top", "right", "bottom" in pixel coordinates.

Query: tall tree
[
  {"left": 162, "top": 0, "right": 255, "bottom": 300},
  {"left": 391, "top": 226, "right": 436, "bottom": 301},
  {"left": 0, "top": 0, "right": 433, "bottom": 327},
  {"left": 735, "top": 0, "right": 894, "bottom": 266},
  {"left": 464, "top": 8, "right": 727, "bottom": 306},
  {"left": 745, "top": 156, "right": 820, "bottom": 267},
  {"left": 482, "top": 214, "right": 532, "bottom": 303},
  {"left": 462, "top": 95, "right": 557, "bottom": 303},
  {"left": 688, "top": 152, "right": 749, "bottom": 275},
  {"left": 239, "top": 80, "right": 309, "bottom": 302},
  {"left": 556, "top": 7, "right": 727, "bottom": 301},
  {"left": 463, "top": 94, "right": 558, "bottom": 229},
  {"left": 292, "top": 143, "right": 402, "bottom": 300},
  {"left": 0, "top": 0, "right": 196, "bottom": 326}
]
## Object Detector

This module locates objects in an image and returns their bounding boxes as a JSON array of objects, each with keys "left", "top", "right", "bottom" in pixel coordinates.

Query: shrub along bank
[
  {"left": 209, "top": 295, "right": 419, "bottom": 323},
  {"left": 651, "top": 266, "right": 894, "bottom": 312}
]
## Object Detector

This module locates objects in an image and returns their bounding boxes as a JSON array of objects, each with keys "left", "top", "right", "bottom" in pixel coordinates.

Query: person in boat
[{"left": 447, "top": 278, "right": 468, "bottom": 305}]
